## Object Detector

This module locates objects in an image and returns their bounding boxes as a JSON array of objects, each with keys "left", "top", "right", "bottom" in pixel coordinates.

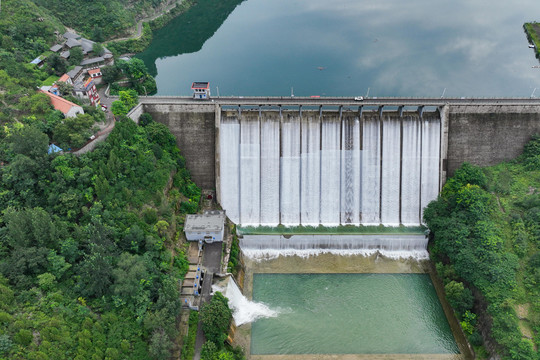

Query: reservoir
[{"left": 138, "top": 0, "right": 540, "bottom": 97}]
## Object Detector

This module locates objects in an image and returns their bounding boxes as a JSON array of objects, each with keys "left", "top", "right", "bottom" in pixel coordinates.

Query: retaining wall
[
  {"left": 447, "top": 105, "right": 540, "bottom": 175},
  {"left": 143, "top": 103, "right": 217, "bottom": 189}
]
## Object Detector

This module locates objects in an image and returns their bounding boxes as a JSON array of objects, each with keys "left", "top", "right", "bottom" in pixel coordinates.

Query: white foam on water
[
  {"left": 212, "top": 277, "right": 282, "bottom": 326},
  {"left": 239, "top": 234, "right": 429, "bottom": 261},
  {"left": 241, "top": 248, "right": 429, "bottom": 261}
]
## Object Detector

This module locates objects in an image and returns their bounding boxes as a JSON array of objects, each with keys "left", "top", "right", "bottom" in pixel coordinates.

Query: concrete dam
[{"left": 134, "top": 97, "right": 540, "bottom": 227}]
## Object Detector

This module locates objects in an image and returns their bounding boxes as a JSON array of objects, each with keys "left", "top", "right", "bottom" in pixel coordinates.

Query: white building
[
  {"left": 184, "top": 210, "right": 226, "bottom": 243},
  {"left": 191, "top": 82, "right": 211, "bottom": 99}
]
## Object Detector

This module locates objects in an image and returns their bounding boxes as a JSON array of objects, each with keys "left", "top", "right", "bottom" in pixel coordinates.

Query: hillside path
[{"left": 109, "top": 0, "right": 183, "bottom": 42}]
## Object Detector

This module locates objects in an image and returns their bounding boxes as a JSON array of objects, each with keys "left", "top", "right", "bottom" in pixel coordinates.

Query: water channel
[{"left": 138, "top": 0, "right": 540, "bottom": 97}]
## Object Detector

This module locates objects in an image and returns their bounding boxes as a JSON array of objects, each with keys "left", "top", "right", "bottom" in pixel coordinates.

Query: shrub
[
  {"left": 201, "top": 341, "right": 218, "bottom": 360},
  {"left": 0, "top": 311, "right": 12, "bottom": 324},
  {"left": 444, "top": 281, "right": 473, "bottom": 316},
  {"left": 139, "top": 113, "right": 153, "bottom": 127},
  {"left": 468, "top": 331, "right": 483, "bottom": 347},
  {"left": 180, "top": 311, "right": 199, "bottom": 360},
  {"left": 14, "top": 329, "right": 33, "bottom": 346},
  {"left": 0, "top": 334, "right": 12, "bottom": 354},
  {"left": 200, "top": 292, "right": 232, "bottom": 348}
]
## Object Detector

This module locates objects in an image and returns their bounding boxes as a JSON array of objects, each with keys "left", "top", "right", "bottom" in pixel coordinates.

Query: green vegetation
[
  {"left": 0, "top": 0, "right": 231, "bottom": 358},
  {"left": 425, "top": 141, "right": 540, "bottom": 359},
  {"left": 227, "top": 227, "right": 241, "bottom": 275},
  {"left": 30, "top": 0, "right": 168, "bottom": 40},
  {"left": 104, "top": 58, "right": 157, "bottom": 97},
  {"left": 112, "top": 89, "right": 140, "bottom": 117},
  {"left": 237, "top": 224, "right": 426, "bottom": 235},
  {"left": 524, "top": 23, "right": 540, "bottom": 59},
  {"left": 0, "top": 113, "right": 201, "bottom": 359},
  {"left": 200, "top": 292, "right": 232, "bottom": 346},
  {"left": 180, "top": 311, "right": 199, "bottom": 360},
  {"left": 199, "top": 292, "right": 244, "bottom": 360},
  {"left": 107, "top": 22, "right": 154, "bottom": 56}
]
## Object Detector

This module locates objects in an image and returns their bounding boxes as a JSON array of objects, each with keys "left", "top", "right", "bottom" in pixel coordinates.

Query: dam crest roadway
[{"left": 136, "top": 95, "right": 540, "bottom": 107}]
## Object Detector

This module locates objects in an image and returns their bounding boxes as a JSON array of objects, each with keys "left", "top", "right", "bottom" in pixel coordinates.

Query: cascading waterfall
[
  {"left": 219, "top": 110, "right": 441, "bottom": 227},
  {"left": 239, "top": 234, "right": 429, "bottom": 259},
  {"left": 212, "top": 276, "right": 281, "bottom": 326}
]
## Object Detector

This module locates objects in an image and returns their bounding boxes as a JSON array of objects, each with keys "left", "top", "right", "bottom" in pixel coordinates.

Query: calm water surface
[
  {"left": 138, "top": 0, "right": 540, "bottom": 97},
  {"left": 251, "top": 273, "right": 458, "bottom": 354}
]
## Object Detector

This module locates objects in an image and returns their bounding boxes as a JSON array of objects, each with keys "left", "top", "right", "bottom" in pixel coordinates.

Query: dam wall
[
  {"left": 447, "top": 105, "right": 540, "bottom": 175},
  {"left": 219, "top": 109, "right": 441, "bottom": 226},
  {"left": 139, "top": 99, "right": 540, "bottom": 226},
  {"left": 142, "top": 103, "right": 217, "bottom": 189}
]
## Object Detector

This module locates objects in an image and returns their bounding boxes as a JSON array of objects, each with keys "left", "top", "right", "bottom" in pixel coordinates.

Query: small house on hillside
[
  {"left": 74, "top": 77, "right": 100, "bottom": 106},
  {"left": 88, "top": 68, "right": 103, "bottom": 84},
  {"left": 191, "top": 82, "right": 210, "bottom": 99},
  {"left": 67, "top": 66, "right": 84, "bottom": 83},
  {"left": 63, "top": 32, "right": 81, "bottom": 41},
  {"left": 80, "top": 56, "right": 105, "bottom": 69},
  {"left": 30, "top": 56, "right": 46, "bottom": 68},
  {"left": 57, "top": 73, "right": 73, "bottom": 85},
  {"left": 40, "top": 90, "right": 84, "bottom": 118},
  {"left": 184, "top": 210, "right": 226, "bottom": 243},
  {"left": 50, "top": 44, "right": 62, "bottom": 53}
]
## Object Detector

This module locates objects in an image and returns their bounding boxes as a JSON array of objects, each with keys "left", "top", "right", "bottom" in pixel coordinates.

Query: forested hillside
[
  {"left": 30, "top": 0, "right": 169, "bottom": 40},
  {"left": 0, "top": 115, "right": 202, "bottom": 359},
  {"left": 425, "top": 139, "right": 540, "bottom": 360},
  {"left": 0, "top": 1, "right": 204, "bottom": 358}
]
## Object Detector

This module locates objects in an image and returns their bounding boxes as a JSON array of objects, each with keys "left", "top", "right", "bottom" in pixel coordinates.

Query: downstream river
[{"left": 138, "top": 0, "right": 540, "bottom": 97}]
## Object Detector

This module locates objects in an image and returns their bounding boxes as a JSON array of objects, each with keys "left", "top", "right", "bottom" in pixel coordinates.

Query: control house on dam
[{"left": 132, "top": 97, "right": 540, "bottom": 227}]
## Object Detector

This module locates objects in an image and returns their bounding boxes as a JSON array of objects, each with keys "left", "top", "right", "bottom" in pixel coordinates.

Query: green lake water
[
  {"left": 251, "top": 273, "right": 459, "bottom": 355},
  {"left": 138, "top": 0, "right": 540, "bottom": 97}
]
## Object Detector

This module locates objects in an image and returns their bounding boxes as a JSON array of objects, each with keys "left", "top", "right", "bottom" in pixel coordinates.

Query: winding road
[{"left": 108, "top": 0, "right": 183, "bottom": 42}]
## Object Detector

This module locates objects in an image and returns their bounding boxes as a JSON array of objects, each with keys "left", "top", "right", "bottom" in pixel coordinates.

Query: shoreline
[
  {"left": 523, "top": 22, "right": 540, "bottom": 59},
  {"left": 105, "top": 0, "right": 195, "bottom": 55}
]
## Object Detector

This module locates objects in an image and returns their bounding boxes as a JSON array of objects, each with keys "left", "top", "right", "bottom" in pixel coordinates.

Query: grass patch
[
  {"left": 41, "top": 75, "right": 59, "bottom": 86},
  {"left": 237, "top": 224, "right": 426, "bottom": 235},
  {"left": 180, "top": 310, "right": 199, "bottom": 360},
  {"left": 523, "top": 22, "right": 540, "bottom": 59}
]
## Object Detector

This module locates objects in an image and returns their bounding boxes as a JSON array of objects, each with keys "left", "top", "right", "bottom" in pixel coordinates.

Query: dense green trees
[
  {"left": 105, "top": 58, "right": 157, "bottom": 96},
  {"left": 0, "top": 115, "right": 201, "bottom": 359},
  {"left": 30, "top": 0, "right": 166, "bottom": 40},
  {"left": 53, "top": 114, "right": 98, "bottom": 149},
  {"left": 199, "top": 292, "right": 244, "bottom": 360},
  {"left": 425, "top": 139, "right": 540, "bottom": 359},
  {"left": 200, "top": 292, "right": 232, "bottom": 346}
]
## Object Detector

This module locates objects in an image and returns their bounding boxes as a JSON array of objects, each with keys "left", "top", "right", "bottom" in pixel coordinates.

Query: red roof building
[
  {"left": 88, "top": 68, "right": 103, "bottom": 85},
  {"left": 39, "top": 90, "right": 84, "bottom": 118},
  {"left": 191, "top": 82, "right": 211, "bottom": 99},
  {"left": 58, "top": 74, "right": 72, "bottom": 84}
]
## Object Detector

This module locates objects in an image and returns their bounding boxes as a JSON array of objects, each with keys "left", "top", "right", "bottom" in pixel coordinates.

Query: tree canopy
[{"left": 425, "top": 141, "right": 540, "bottom": 359}]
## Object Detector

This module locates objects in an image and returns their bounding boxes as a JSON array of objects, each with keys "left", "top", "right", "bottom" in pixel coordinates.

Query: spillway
[{"left": 219, "top": 109, "right": 441, "bottom": 226}]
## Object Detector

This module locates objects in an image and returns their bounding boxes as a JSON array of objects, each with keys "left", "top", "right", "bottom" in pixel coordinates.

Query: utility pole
[{"left": 441, "top": 88, "right": 446, "bottom": 98}]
